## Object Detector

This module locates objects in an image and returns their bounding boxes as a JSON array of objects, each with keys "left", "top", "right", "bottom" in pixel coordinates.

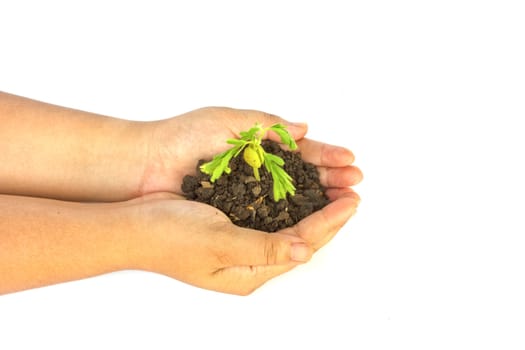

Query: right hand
[{"left": 126, "top": 189, "right": 359, "bottom": 296}]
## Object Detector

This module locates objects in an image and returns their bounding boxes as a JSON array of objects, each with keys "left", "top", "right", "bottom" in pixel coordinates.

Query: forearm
[
  {"left": 0, "top": 194, "right": 138, "bottom": 295},
  {"left": 0, "top": 92, "right": 152, "bottom": 201}
]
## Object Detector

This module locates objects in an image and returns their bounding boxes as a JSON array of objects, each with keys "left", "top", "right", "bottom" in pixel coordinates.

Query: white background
[{"left": 1, "top": 1, "right": 524, "bottom": 349}]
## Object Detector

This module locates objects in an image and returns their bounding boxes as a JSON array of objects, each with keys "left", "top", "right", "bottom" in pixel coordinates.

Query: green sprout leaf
[
  {"left": 269, "top": 124, "right": 298, "bottom": 150},
  {"left": 263, "top": 153, "right": 295, "bottom": 201},
  {"left": 199, "top": 144, "right": 241, "bottom": 182},
  {"left": 239, "top": 123, "right": 263, "bottom": 141},
  {"left": 199, "top": 122, "right": 297, "bottom": 201}
]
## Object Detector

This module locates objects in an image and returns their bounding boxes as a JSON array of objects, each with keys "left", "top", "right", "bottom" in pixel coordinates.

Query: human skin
[
  {"left": 0, "top": 92, "right": 362, "bottom": 295},
  {"left": 0, "top": 92, "right": 362, "bottom": 202},
  {"left": 0, "top": 190, "right": 358, "bottom": 295}
]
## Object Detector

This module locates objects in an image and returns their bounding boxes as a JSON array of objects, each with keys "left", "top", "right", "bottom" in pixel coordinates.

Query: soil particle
[{"left": 182, "top": 140, "right": 330, "bottom": 232}]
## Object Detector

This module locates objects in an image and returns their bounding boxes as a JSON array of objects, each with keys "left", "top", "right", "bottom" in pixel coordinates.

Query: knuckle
[
  {"left": 263, "top": 235, "right": 285, "bottom": 264},
  {"left": 213, "top": 230, "right": 235, "bottom": 265},
  {"left": 215, "top": 252, "right": 232, "bottom": 266}
]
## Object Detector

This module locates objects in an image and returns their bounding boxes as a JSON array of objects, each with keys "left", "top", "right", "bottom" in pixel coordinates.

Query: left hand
[{"left": 139, "top": 107, "right": 363, "bottom": 201}]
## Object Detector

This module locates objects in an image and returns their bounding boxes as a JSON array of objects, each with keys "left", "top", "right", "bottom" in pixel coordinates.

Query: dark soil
[{"left": 181, "top": 140, "right": 330, "bottom": 232}]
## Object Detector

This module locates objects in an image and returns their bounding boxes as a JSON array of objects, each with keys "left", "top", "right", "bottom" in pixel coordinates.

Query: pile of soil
[
  {"left": 181, "top": 140, "right": 329, "bottom": 232},
  {"left": 182, "top": 140, "right": 329, "bottom": 232}
]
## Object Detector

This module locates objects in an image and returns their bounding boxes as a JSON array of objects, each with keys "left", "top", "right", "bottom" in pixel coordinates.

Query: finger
[
  {"left": 208, "top": 227, "right": 311, "bottom": 295},
  {"left": 317, "top": 165, "right": 364, "bottom": 188},
  {"left": 213, "top": 225, "right": 314, "bottom": 267},
  {"left": 325, "top": 187, "right": 361, "bottom": 202},
  {"left": 280, "top": 194, "right": 359, "bottom": 251},
  {"left": 297, "top": 138, "right": 355, "bottom": 167}
]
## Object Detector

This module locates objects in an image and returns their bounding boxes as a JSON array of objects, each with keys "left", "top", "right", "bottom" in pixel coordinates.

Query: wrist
[
  {"left": 136, "top": 118, "right": 185, "bottom": 196},
  {"left": 109, "top": 119, "right": 156, "bottom": 199},
  {"left": 68, "top": 117, "right": 163, "bottom": 201},
  {"left": 84, "top": 200, "right": 153, "bottom": 273},
  {"left": 119, "top": 193, "right": 187, "bottom": 274},
  {"left": 118, "top": 196, "right": 168, "bottom": 272}
]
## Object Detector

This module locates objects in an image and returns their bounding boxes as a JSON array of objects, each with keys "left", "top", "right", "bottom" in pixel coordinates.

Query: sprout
[{"left": 199, "top": 123, "right": 297, "bottom": 201}]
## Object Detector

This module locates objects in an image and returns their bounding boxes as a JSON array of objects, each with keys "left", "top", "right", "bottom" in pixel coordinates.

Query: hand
[
  {"left": 139, "top": 107, "right": 362, "bottom": 262},
  {"left": 0, "top": 97, "right": 362, "bottom": 295},
  {"left": 0, "top": 93, "right": 362, "bottom": 204},
  {"left": 127, "top": 190, "right": 359, "bottom": 295},
  {"left": 140, "top": 107, "right": 363, "bottom": 201},
  {"left": 0, "top": 190, "right": 353, "bottom": 296}
]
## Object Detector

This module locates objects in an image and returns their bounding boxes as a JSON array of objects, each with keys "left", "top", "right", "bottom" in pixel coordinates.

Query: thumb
[{"left": 217, "top": 228, "right": 313, "bottom": 267}]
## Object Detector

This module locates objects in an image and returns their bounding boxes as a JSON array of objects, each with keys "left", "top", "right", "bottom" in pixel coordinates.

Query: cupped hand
[
  {"left": 139, "top": 107, "right": 363, "bottom": 200},
  {"left": 127, "top": 192, "right": 310, "bottom": 295},
  {"left": 134, "top": 107, "right": 363, "bottom": 293},
  {"left": 127, "top": 189, "right": 359, "bottom": 295}
]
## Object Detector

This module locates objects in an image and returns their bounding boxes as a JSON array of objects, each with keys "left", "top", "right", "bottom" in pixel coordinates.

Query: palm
[
  {"left": 142, "top": 107, "right": 362, "bottom": 203},
  {"left": 144, "top": 107, "right": 290, "bottom": 195}
]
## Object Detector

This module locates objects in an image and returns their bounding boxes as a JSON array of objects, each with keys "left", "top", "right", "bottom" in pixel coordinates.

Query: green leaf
[
  {"left": 199, "top": 122, "right": 297, "bottom": 200},
  {"left": 227, "top": 139, "right": 245, "bottom": 146},
  {"left": 200, "top": 145, "right": 242, "bottom": 182},
  {"left": 239, "top": 123, "right": 263, "bottom": 141},
  {"left": 227, "top": 139, "right": 249, "bottom": 157},
  {"left": 269, "top": 124, "right": 297, "bottom": 150},
  {"left": 263, "top": 153, "right": 295, "bottom": 201},
  {"left": 264, "top": 152, "right": 284, "bottom": 166}
]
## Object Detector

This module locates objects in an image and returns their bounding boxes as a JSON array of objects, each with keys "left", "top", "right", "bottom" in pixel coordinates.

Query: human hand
[
  {"left": 0, "top": 99, "right": 361, "bottom": 295},
  {"left": 132, "top": 106, "right": 363, "bottom": 294},
  {"left": 0, "top": 191, "right": 333, "bottom": 296},
  {"left": 138, "top": 107, "right": 362, "bottom": 258},
  {"left": 126, "top": 192, "right": 312, "bottom": 295},
  {"left": 127, "top": 190, "right": 359, "bottom": 295},
  {"left": 139, "top": 107, "right": 363, "bottom": 200},
  {"left": 0, "top": 94, "right": 361, "bottom": 204}
]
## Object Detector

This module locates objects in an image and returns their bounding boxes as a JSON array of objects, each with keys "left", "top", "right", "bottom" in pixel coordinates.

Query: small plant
[{"left": 200, "top": 123, "right": 298, "bottom": 201}]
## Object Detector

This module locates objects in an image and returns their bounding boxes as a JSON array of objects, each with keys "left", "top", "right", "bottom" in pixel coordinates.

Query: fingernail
[{"left": 291, "top": 243, "right": 312, "bottom": 262}]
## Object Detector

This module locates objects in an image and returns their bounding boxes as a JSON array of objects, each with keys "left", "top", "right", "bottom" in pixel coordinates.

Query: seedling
[{"left": 200, "top": 123, "right": 297, "bottom": 201}]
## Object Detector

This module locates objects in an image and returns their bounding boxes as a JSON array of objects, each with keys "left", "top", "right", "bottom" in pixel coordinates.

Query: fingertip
[
  {"left": 326, "top": 195, "right": 359, "bottom": 222},
  {"left": 333, "top": 146, "right": 355, "bottom": 166},
  {"left": 283, "top": 194, "right": 358, "bottom": 251},
  {"left": 353, "top": 165, "right": 364, "bottom": 185},
  {"left": 290, "top": 242, "right": 313, "bottom": 262},
  {"left": 318, "top": 165, "right": 363, "bottom": 188},
  {"left": 341, "top": 190, "right": 361, "bottom": 207},
  {"left": 318, "top": 142, "right": 356, "bottom": 166},
  {"left": 296, "top": 139, "right": 356, "bottom": 167}
]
